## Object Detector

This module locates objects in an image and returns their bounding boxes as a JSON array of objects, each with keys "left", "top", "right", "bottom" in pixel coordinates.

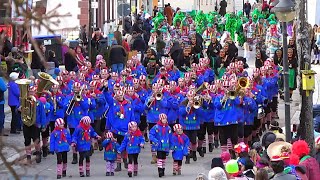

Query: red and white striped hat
[
  {"left": 69, "top": 71, "right": 76, "bottom": 75},
  {"left": 164, "top": 85, "right": 170, "bottom": 90},
  {"left": 170, "top": 81, "right": 177, "bottom": 86},
  {"left": 199, "top": 62, "right": 205, "bottom": 67},
  {"left": 139, "top": 75, "right": 146, "bottom": 80},
  {"left": 215, "top": 79, "right": 222, "bottom": 84},
  {"left": 35, "top": 79, "right": 40, "bottom": 85},
  {"left": 248, "top": 76, "right": 254, "bottom": 82},
  {"left": 159, "top": 113, "right": 167, "bottom": 120},
  {"left": 86, "top": 61, "right": 91, "bottom": 66},
  {"left": 93, "top": 75, "right": 100, "bottom": 79},
  {"left": 315, "top": 136, "right": 320, "bottom": 145},
  {"left": 116, "top": 90, "right": 124, "bottom": 97},
  {"left": 80, "top": 66, "right": 88, "bottom": 71},
  {"left": 89, "top": 81, "right": 97, "bottom": 87},
  {"left": 73, "top": 82, "right": 81, "bottom": 88},
  {"left": 125, "top": 68, "right": 132, "bottom": 73},
  {"left": 222, "top": 80, "right": 230, "bottom": 87},
  {"left": 62, "top": 70, "right": 69, "bottom": 75},
  {"left": 83, "top": 84, "right": 88, "bottom": 90},
  {"left": 173, "top": 124, "right": 182, "bottom": 132},
  {"left": 260, "top": 66, "right": 266, "bottom": 71},
  {"left": 96, "top": 54, "right": 103, "bottom": 60},
  {"left": 157, "top": 79, "right": 165, "bottom": 85},
  {"left": 178, "top": 78, "right": 184, "bottom": 82},
  {"left": 120, "top": 86, "right": 126, "bottom": 92},
  {"left": 81, "top": 116, "right": 91, "bottom": 125},
  {"left": 208, "top": 84, "right": 216, "bottom": 92},
  {"left": 110, "top": 72, "right": 118, "bottom": 77},
  {"left": 229, "top": 62, "right": 235, "bottom": 68},
  {"left": 152, "top": 83, "right": 160, "bottom": 89},
  {"left": 127, "top": 60, "right": 133, "bottom": 65},
  {"left": 128, "top": 121, "right": 137, "bottom": 129},
  {"left": 264, "top": 60, "right": 271, "bottom": 66},
  {"left": 55, "top": 118, "right": 65, "bottom": 127},
  {"left": 127, "top": 86, "right": 134, "bottom": 92},
  {"left": 184, "top": 72, "right": 191, "bottom": 78},
  {"left": 56, "top": 76, "right": 63, "bottom": 81},
  {"left": 29, "top": 86, "right": 37, "bottom": 92},
  {"left": 164, "top": 58, "right": 170, "bottom": 65},
  {"left": 101, "top": 69, "right": 108, "bottom": 74},
  {"left": 114, "top": 83, "right": 121, "bottom": 88},
  {"left": 191, "top": 63, "right": 198, "bottom": 68},
  {"left": 105, "top": 132, "right": 113, "bottom": 139},
  {"left": 133, "top": 78, "right": 139, "bottom": 84},
  {"left": 79, "top": 73, "right": 85, "bottom": 79},
  {"left": 189, "top": 85, "right": 196, "bottom": 90},
  {"left": 199, "top": 58, "right": 205, "bottom": 64},
  {"left": 187, "top": 90, "right": 195, "bottom": 97},
  {"left": 237, "top": 61, "right": 244, "bottom": 65},
  {"left": 205, "top": 58, "right": 210, "bottom": 64},
  {"left": 222, "top": 75, "right": 228, "bottom": 81},
  {"left": 120, "top": 70, "right": 127, "bottom": 75}
]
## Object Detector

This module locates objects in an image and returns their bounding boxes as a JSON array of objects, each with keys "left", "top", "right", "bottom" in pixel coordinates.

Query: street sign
[{"left": 91, "top": 2, "right": 98, "bottom": 9}]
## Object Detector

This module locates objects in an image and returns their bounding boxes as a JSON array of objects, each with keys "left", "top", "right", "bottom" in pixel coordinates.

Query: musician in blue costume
[{"left": 214, "top": 80, "right": 240, "bottom": 155}]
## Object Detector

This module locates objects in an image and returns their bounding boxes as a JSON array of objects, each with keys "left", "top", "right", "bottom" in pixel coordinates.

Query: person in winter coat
[
  {"left": 149, "top": 113, "right": 172, "bottom": 177},
  {"left": 123, "top": 17, "right": 132, "bottom": 35},
  {"left": 109, "top": 41, "right": 127, "bottom": 74},
  {"left": 118, "top": 121, "right": 145, "bottom": 177},
  {"left": 102, "top": 132, "right": 120, "bottom": 176},
  {"left": 71, "top": 116, "right": 101, "bottom": 177},
  {"left": 8, "top": 72, "right": 20, "bottom": 134},
  {"left": 0, "top": 71, "right": 7, "bottom": 136},
  {"left": 170, "top": 124, "right": 190, "bottom": 175},
  {"left": 49, "top": 118, "right": 71, "bottom": 179}
]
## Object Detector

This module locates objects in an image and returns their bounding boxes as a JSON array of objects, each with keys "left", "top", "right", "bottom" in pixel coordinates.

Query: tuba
[
  {"left": 16, "top": 72, "right": 58, "bottom": 127},
  {"left": 16, "top": 79, "right": 37, "bottom": 127},
  {"left": 193, "top": 95, "right": 203, "bottom": 109}
]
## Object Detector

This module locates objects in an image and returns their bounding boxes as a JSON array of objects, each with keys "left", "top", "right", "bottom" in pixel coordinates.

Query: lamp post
[{"left": 272, "top": 0, "right": 295, "bottom": 142}]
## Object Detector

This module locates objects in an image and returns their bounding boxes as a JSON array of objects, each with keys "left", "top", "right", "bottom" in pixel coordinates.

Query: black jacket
[
  {"left": 109, "top": 45, "right": 127, "bottom": 65},
  {"left": 64, "top": 51, "right": 77, "bottom": 72},
  {"left": 132, "top": 35, "right": 146, "bottom": 52}
]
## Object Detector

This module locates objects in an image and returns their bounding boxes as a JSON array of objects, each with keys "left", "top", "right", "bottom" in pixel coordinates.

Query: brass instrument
[
  {"left": 16, "top": 72, "right": 58, "bottom": 127},
  {"left": 155, "top": 92, "right": 163, "bottom": 101},
  {"left": 147, "top": 93, "right": 155, "bottom": 108},
  {"left": 193, "top": 95, "right": 203, "bottom": 109},
  {"left": 220, "top": 93, "right": 229, "bottom": 109},
  {"left": 66, "top": 85, "right": 85, "bottom": 115},
  {"left": 103, "top": 106, "right": 110, "bottom": 118}
]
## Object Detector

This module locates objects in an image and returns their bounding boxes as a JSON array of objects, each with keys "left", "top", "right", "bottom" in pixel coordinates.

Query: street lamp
[{"left": 272, "top": 0, "right": 295, "bottom": 142}]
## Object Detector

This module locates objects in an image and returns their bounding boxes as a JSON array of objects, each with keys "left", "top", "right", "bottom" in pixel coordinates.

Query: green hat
[
  {"left": 269, "top": 20, "right": 277, "bottom": 25},
  {"left": 151, "top": 29, "right": 156, "bottom": 33},
  {"left": 207, "top": 23, "right": 213, "bottom": 27},
  {"left": 225, "top": 160, "right": 239, "bottom": 174}
]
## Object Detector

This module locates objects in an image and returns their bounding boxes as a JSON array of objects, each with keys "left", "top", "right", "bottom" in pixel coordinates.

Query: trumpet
[
  {"left": 53, "top": 95, "right": 57, "bottom": 115},
  {"left": 193, "top": 95, "right": 203, "bottom": 109},
  {"left": 220, "top": 93, "right": 229, "bottom": 109},
  {"left": 66, "top": 85, "right": 84, "bottom": 115}
]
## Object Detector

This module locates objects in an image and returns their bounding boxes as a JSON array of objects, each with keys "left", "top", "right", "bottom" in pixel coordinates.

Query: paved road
[{"left": 0, "top": 47, "right": 316, "bottom": 179}]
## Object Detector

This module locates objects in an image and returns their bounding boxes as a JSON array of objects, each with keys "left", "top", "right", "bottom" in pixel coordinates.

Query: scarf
[
  {"left": 129, "top": 129, "right": 143, "bottom": 144},
  {"left": 105, "top": 140, "right": 114, "bottom": 151},
  {"left": 118, "top": 99, "right": 128, "bottom": 117},
  {"left": 173, "top": 132, "right": 184, "bottom": 145},
  {"left": 79, "top": 122, "right": 90, "bottom": 141},
  {"left": 157, "top": 121, "right": 168, "bottom": 136},
  {"left": 54, "top": 127, "right": 66, "bottom": 142}
]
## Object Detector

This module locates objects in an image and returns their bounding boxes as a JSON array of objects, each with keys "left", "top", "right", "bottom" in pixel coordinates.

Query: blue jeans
[
  {"left": 111, "top": 63, "right": 124, "bottom": 74},
  {"left": 0, "top": 104, "right": 4, "bottom": 129}
]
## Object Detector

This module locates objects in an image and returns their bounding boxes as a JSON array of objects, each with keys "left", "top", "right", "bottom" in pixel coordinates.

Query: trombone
[{"left": 147, "top": 91, "right": 163, "bottom": 108}]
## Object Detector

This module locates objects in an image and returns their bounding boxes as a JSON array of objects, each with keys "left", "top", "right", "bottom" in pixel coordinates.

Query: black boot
[
  {"left": 134, "top": 171, "right": 138, "bottom": 176},
  {"left": 192, "top": 151, "right": 197, "bottom": 161},
  {"left": 209, "top": 143, "right": 214, "bottom": 152},
  {"left": 80, "top": 172, "right": 85, "bottom": 177},
  {"left": 71, "top": 153, "right": 78, "bottom": 164},
  {"left": 89, "top": 145, "right": 94, "bottom": 156},
  {"left": 57, "top": 175, "right": 61, "bottom": 179},
  {"left": 115, "top": 163, "right": 121, "bottom": 172},
  {"left": 26, "top": 155, "right": 32, "bottom": 165},
  {"left": 106, "top": 172, "right": 110, "bottom": 176},
  {"left": 86, "top": 170, "right": 90, "bottom": 177},
  {"left": 162, "top": 168, "right": 165, "bottom": 176},
  {"left": 312, "top": 60, "right": 315, "bottom": 64},
  {"left": 62, "top": 170, "right": 66, "bottom": 177},
  {"left": 42, "top": 146, "right": 49, "bottom": 158},
  {"left": 128, "top": 171, "right": 132, "bottom": 177},
  {"left": 144, "top": 133, "right": 149, "bottom": 142},
  {"left": 202, "top": 147, "right": 206, "bottom": 154},
  {"left": 197, "top": 147, "right": 204, "bottom": 157},
  {"left": 158, "top": 168, "right": 162, "bottom": 177},
  {"left": 110, "top": 172, "right": 114, "bottom": 176},
  {"left": 35, "top": 151, "right": 42, "bottom": 163},
  {"left": 214, "top": 140, "right": 219, "bottom": 148},
  {"left": 185, "top": 155, "right": 190, "bottom": 164},
  {"left": 123, "top": 158, "right": 128, "bottom": 169}
]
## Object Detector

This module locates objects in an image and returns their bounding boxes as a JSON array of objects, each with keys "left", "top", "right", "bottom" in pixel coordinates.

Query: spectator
[
  {"left": 48, "top": 50, "right": 59, "bottom": 68},
  {"left": 8, "top": 72, "right": 20, "bottom": 134},
  {"left": 64, "top": 47, "right": 78, "bottom": 72},
  {"left": 123, "top": 16, "right": 132, "bottom": 35},
  {"left": 244, "top": 1, "right": 252, "bottom": 18},
  {"left": 153, "top": 6, "right": 158, "bottom": 17},
  {"left": 270, "top": 159, "right": 296, "bottom": 180},
  {"left": 219, "top": 0, "right": 227, "bottom": 16},
  {"left": 11, "top": 55, "right": 28, "bottom": 78},
  {"left": 31, "top": 44, "right": 46, "bottom": 78},
  {"left": 0, "top": 71, "right": 7, "bottom": 136},
  {"left": 122, "top": 35, "right": 131, "bottom": 52},
  {"left": 208, "top": 167, "right": 227, "bottom": 180},
  {"left": 132, "top": 33, "right": 146, "bottom": 59},
  {"left": 255, "top": 169, "right": 268, "bottom": 180},
  {"left": 132, "top": 19, "right": 144, "bottom": 34},
  {"left": 109, "top": 41, "right": 127, "bottom": 74},
  {"left": 1, "top": 31, "right": 13, "bottom": 57},
  {"left": 79, "top": 25, "right": 88, "bottom": 45},
  {"left": 164, "top": 3, "right": 174, "bottom": 26},
  {"left": 75, "top": 46, "right": 86, "bottom": 68},
  {"left": 156, "top": 30, "right": 166, "bottom": 59}
]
